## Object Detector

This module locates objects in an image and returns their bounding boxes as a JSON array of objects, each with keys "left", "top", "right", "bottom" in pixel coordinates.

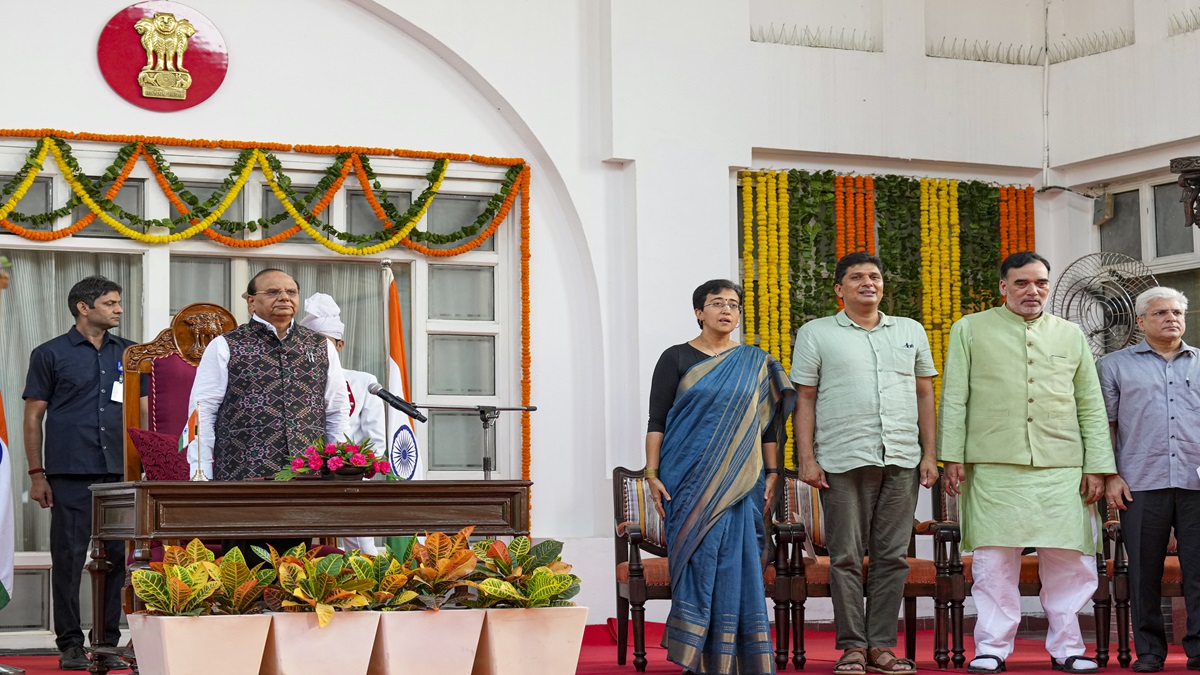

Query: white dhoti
[
  {"left": 963, "top": 464, "right": 1102, "bottom": 666},
  {"left": 971, "top": 546, "right": 1098, "bottom": 661}
]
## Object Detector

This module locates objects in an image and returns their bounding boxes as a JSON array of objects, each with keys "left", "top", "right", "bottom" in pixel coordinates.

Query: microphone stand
[{"left": 415, "top": 404, "right": 537, "bottom": 480}]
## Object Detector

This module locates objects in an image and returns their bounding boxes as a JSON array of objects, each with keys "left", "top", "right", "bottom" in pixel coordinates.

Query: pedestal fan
[{"left": 1050, "top": 252, "right": 1158, "bottom": 357}]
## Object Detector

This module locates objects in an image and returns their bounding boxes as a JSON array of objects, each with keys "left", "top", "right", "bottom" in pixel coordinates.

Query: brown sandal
[
  {"left": 835, "top": 648, "right": 869, "bottom": 674},
  {"left": 867, "top": 647, "right": 917, "bottom": 675}
]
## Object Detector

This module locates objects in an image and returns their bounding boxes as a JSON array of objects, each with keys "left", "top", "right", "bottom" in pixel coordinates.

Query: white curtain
[
  {"left": 0, "top": 249, "right": 143, "bottom": 552},
  {"left": 250, "top": 259, "right": 409, "bottom": 380}
]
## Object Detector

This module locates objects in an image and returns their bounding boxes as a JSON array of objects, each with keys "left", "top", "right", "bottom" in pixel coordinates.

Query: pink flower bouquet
[{"left": 274, "top": 436, "right": 391, "bottom": 481}]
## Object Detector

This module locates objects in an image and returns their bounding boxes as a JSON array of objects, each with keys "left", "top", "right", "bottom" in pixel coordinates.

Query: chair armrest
[{"left": 616, "top": 520, "right": 645, "bottom": 546}]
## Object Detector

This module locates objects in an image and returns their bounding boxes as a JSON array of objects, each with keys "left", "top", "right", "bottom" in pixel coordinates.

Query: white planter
[
  {"left": 367, "top": 609, "right": 485, "bottom": 675},
  {"left": 470, "top": 607, "right": 589, "bottom": 675},
  {"left": 260, "top": 611, "right": 380, "bottom": 675},
  {"left": 127, "top": 613, "right": 272, "bottom": 675}
]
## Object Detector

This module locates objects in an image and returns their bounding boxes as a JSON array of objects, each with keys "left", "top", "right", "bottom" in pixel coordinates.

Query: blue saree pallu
[{"left": 659, "top": 345, "right": 795, "bottom": 675}]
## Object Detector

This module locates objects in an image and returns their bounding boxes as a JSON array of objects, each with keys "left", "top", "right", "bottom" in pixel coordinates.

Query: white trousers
[
  {"left": 342, "top": 536, "right": 379, "bottom": 555},
  {"left": 971, "top": 546, "right": 1098, "bottom": 660}
]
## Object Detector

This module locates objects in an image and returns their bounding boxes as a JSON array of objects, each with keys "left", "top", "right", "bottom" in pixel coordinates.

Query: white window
[{"left": 0, "top": 140, "right": 523, "bottom": 557}]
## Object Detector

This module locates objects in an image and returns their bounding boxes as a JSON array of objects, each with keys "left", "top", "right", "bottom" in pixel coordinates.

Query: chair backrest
[
  {"left": 612, "top": 466, "right": 668, "bottom": 558},
  {"left": 779, "top": 469, "right": 828, "bottom": 556},
  {"left": 122, "top": 303, "right": 236, "bottom": 480}
]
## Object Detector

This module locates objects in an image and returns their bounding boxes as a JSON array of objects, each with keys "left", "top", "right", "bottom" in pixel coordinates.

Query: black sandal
[
  {"left": 967, "top": 654, "right": 1006, "bottom": 674},
  {"left": 1051, "top": 656, "right": 1100, "bottom": 674}
]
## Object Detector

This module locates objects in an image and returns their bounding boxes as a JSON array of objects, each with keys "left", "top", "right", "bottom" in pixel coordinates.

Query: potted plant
[
  {"left": 274, "top": 436, "right": 391, "bottom": 481},
  {"left": 466, "top": 537, "right": 588, "bottom": 675},
  {"left": 258, "top": 542, "right": 380, "bottom": 675},
  {"left": 128, "top": 539, "right": 275, "bottom": 675},
  {"left": 366, "top": 529, "right": 486, "bottom": 675}
]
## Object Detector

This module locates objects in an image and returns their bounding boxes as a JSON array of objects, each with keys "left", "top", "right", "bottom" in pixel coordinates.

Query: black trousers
[
  {"left": 1120, "top": 488, "right": 1200, "bottom": 659},
  {"left": 48, "top": 474, "right": 125, "bottom": 651}
]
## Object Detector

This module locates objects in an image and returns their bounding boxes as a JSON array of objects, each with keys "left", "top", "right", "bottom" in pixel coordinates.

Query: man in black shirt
[{"left": 23, "top": 275, "right": 145, "bottom": 671}]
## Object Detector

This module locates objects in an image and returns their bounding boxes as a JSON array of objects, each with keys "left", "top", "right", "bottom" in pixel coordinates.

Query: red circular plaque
[{"left": 97, "top": 1, "right": 228, "bottom": 112}]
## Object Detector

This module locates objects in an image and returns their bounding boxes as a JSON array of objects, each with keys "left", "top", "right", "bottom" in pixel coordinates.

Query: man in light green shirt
[
  {"left": 938, "top": 251, "right": 1115, "bottom": 675},
  {"left": 790, "top": 252, "right": 938, "bottom": 675}
]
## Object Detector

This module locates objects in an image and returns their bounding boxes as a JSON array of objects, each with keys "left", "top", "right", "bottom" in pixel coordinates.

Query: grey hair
[{"left": 1136, "top": 286, "right": 1189, "bottom": 316}]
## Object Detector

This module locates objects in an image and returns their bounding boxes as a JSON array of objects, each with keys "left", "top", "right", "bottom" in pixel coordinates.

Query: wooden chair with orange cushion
[
  {"left": 612, "top": 465, "right": 792, "bottom": 672},
  {"left": 935, "top": 491, "right": 1114, "bottom": 669},
  {"left": 776, "top": 467, "right": 945, "bottom": 670},
  {"left": 122, "top": 302, "right": 237, "bottom": 481}
]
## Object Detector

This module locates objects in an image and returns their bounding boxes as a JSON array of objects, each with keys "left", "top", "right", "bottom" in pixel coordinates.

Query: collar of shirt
[
  {"left": 250, "top": 312, "right": 293, "bottom": 337},
  {"left": 1129, "top": 339, "right": 1199, "bottom": 359},
  {"left": 66, "top": 325, "right": 120, "bottom": 349},
  {"left": 996, "top": 305, "right": 1047, "bottom": 327},
  {"left": 834, "top": 309, "right": 894, "bottom": 331}
]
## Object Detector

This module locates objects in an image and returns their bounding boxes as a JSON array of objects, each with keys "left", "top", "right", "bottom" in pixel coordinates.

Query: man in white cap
[{"left": 299, "top": 292, "right": 387, "bottom": 555}]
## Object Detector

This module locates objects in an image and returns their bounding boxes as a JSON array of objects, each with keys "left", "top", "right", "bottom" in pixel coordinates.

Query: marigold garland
[
  {"left": 756, "top": 172, "right": 770, "bottom": 348},
  {"left": 865, "top": 176, "right": 876, "bottom": 255},
  {"left": 855, "top": 175, "right": 866, "bottom": 252},
  {"left": 764, "top": 171, "right": 779, "bottom": 357},
  {"left": 998, "top": 186, "right": 1011, "bottom": 264},
  {"left": 520, "top": 166, "right": 532, "bottom": 494},
  {"left": 776, "top": 172, "right": 791, "bottom": 371},
  {"left": 741, "top": 171, "right": 757, "bottom": 344},
  {"left": 835, "top": 175, "right": 846, "bottom": 261},
  {"left": 1025, "top": 186, "right": 1036, "bottom": 250}
]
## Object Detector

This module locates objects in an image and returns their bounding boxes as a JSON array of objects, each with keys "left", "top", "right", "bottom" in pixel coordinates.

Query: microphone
[{"left": 367, "top": 383, "right": 428, "bottom": 423}]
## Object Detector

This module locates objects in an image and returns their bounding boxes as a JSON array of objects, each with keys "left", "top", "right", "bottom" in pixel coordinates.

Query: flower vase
[
  {"left": 367, "top": 609, "right": 484, "bottom": 675},
  {"left": 333, "top": 466, "right": 368, "bottom": 481},
  {"left": 261, "top": 611, "right": 380, "bottom": 675},
  {"left": 127, "top": 613, "right": 272, "bottom": 675},
  {"left": 470, "top": 606, "right": 588, "bottom": 675}
]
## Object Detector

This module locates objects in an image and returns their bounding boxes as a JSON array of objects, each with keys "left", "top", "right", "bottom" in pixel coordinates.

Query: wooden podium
[{"left": 86, "top": 480, "right": 531, "bottom": 674}]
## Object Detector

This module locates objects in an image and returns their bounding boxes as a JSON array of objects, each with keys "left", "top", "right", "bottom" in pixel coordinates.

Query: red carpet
[
  {"left": 2, "top": 627, "right": 1194, "bottom": 674},
  {"left": 581, "top": 621, "right": 1196, "bottom": 674}
]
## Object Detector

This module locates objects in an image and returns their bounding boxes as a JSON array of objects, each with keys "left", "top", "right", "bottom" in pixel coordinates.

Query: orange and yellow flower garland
[
  {"left": 0, "top": 130, "right": 534, "bottom": 499},
  {"left": 919, "top": 177, "right": 961, "bottom": 405},
  {"left": 742, "top": 169, "right": 791, "bottom": 367},
  {"left": 741, "top": 171, "right": 757, "bottom": 343}
]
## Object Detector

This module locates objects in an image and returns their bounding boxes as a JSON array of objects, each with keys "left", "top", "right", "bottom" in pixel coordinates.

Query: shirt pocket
[
  {"left": 53, "top": 367, "right": 90, "bottom": 396},
  {"left": 893, "top": 346, "right": 916, "bottom": 376}
]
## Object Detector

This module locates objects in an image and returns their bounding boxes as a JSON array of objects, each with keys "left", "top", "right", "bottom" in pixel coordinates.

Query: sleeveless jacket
[{"left": 214, "top": 321, "right": 329, "bottom": 480}]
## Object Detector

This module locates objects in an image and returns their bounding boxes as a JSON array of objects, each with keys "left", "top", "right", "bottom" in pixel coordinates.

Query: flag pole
[{"left": 0, "top": 261, "right": 25, "bottom": 674}]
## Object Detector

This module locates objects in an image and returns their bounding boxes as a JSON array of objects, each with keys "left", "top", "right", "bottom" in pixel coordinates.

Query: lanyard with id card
[{"left": 111, "top": 359, "right": 124, "bottom": 403}]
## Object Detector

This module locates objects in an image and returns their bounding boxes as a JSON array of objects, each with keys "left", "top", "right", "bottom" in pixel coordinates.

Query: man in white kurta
[
  {"left": 938, "top": 252, "right": 1116, "bottom": 674},
  {"left": 299, "top": 293, "right": 388, "bottom": 554}
]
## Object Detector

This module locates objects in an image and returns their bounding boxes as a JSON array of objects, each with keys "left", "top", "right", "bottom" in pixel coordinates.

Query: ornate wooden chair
[
  {"left": 612, "top": 465, "right": 792, "bottom": 672},
  {"left": 122, "top": 302, "right": 236, "bottom": 480},
  {"left": 934, "top": 492, "right": 1114, "bottom": 669},
  {"left": 775, "top": 468, "right": 946, "bottom": 670}
]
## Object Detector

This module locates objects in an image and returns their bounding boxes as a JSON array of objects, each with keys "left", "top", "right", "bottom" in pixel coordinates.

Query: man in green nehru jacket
[{"left": 938, "top": 251, "right": 1116, "bottom": 675}]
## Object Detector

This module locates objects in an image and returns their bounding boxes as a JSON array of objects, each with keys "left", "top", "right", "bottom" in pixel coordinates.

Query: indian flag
[
  {"left": 178, "top": 407, "right": 198, "bottom": 454},
  {"left": 383, "top": 263, "right": 422, "bottom": 481},
  {"left": 0, "top": 391, "right": 15, "bottom": 610}
]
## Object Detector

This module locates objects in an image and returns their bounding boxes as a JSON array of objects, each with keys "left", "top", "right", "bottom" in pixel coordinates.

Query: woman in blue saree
[{"left": 645, "top": 279, "right": 796, "bottom": 675}]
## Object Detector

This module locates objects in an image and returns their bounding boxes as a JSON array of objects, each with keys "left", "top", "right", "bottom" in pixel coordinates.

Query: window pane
[
  {"left": 0, "top": 249, "right": 143, "bottom": 554},
  {"left": 428, "top": 335, "right": 495, "bottom": 395},
  {"left": 261, "top": 186, "right": 330, "bottom": 244},
  {"left": 170, "top": 257, "right": 231, "bottom": 313},
  {"left": 177, "top": 182, "right": 246, "bottom": 239},
  {"left": 248, "top": 259, "right": 407, "bottom": 380},
  {"left": 1153, "top": 269, "right": 1200, "bottom": 347},
  {"left": 428, "top": 411, "right": 488, "bottom": 470},
  {"left": 423, "top": 195, "right": 495, "bottom": 252},
  {"left": 1099, "top": 190, "right": 1142, "bottom": 259},
  {"left": 346, "top": 190, "right": 411, "bottom": 238},
  {"left": 74, "top": 179, "right": 144, "bottom": 239},
  {"left": 1153, "top": 182, "right": 1194, "bottom": 258},
  {"left": 0, "top": 175, "right": 51, "bottom": 219},
  {"left": 429, "top": 265, "right": 494, "bottom": 320}
]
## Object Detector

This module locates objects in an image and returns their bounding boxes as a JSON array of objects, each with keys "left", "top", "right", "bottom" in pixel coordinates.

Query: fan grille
[{"left": 1050, "top": 252, "right": 1158, "bottom": 358}]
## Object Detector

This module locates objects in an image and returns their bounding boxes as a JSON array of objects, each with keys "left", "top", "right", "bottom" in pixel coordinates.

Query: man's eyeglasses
[
  {"left": 705, "top": 300, "right": 741, "bottom": 312},
  {"left": 251, "top": 288, "right": 300, "bottom": 299}
]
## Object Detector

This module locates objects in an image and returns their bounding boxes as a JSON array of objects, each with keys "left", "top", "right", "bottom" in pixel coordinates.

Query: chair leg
[
  {"left": 1115, "top": 583, "right": 1131, "bottom": 668},
  {"left": 904, "top": 597, "right": 917, "bottom": 662},
  {"left": 792, "top": 598, "right": 806, "bottom": 670},
  {"left": 631, "top": 597, "right": 648, "bottom": 672},
  {"left": 950, "top": 597, "right": 965, "bottom": 669},
  {"left": 1095, "top": 597, "right": 1111, "bottom": 668},
  {"left": 616, "top": 593, "right": 629, "bottom": 665},
  {"left": 774, "top": 593, "right": 790, "bottom": 670},
  {"left": 934, "top": 591, "right": 949, "bottom": 669}
]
